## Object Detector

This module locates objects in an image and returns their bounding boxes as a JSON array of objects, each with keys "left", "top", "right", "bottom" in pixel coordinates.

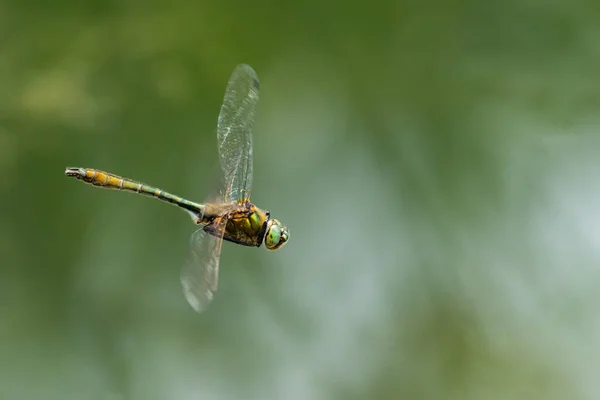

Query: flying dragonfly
[{"left": 65, "top": 64, "right": 289, "bottom": 312}]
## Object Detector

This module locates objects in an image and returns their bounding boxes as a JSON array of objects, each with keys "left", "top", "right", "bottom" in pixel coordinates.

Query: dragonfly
[{"left": 65, "top": 64, "right": 289, "bottom": 312}]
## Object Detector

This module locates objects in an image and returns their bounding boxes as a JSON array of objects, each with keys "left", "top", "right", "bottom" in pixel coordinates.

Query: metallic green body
[
  {"left": 65, "top": 64, "right": 289, "bottom": 313},
  {"left": 65, "top": 167, "right": 271, "bottom": 247}
]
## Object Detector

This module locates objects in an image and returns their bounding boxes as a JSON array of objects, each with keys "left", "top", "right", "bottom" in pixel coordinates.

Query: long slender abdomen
[{"left": 65, "top": 167, "right": 205, "bottom": 219}]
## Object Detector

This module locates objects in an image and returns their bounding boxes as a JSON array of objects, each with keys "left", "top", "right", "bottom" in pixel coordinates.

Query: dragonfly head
[{"left": 264, "top": 218, "right": 289, "bottom": 250}]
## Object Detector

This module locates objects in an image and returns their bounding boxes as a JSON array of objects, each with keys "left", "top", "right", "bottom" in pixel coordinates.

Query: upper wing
[
  {"left": 180, "top": 217, "right": 227, "bottom": 313},
  {"left": 217, "top": 64, "right": 260, "bottom": 203}
]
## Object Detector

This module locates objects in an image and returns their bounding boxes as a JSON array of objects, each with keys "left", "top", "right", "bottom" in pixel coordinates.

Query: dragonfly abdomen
[{"left": 65, "top": 167, "right": 204, "bottom": 218}]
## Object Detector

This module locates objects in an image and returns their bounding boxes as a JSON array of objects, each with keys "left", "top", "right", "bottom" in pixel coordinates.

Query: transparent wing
[
  {"left": 180, "top": 217, "right": 227, "bottom": 312},
  {"left": 217, "top": 64, "right": 259, "bottom": 203}
]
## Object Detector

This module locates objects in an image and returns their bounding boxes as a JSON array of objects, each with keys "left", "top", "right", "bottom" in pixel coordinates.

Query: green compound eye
[
  {"left": 264, "top": 219, "right": 289, "bottom": 250},
  {"left": 265, "top": 223, "right": 281, "bottom": 250}
]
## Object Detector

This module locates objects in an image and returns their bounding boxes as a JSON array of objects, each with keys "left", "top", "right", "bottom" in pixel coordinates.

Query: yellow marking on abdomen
[{"left": 65, "top": 167, "right": 205, "bottom": 218}]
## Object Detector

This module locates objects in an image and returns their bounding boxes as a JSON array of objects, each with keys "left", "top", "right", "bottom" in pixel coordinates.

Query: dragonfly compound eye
[
  {"left": 265, "top": 223, "right": 281, "bottom": 250},
  {"left": 265, "top": 219, "right": 289, "bottom": 250}
]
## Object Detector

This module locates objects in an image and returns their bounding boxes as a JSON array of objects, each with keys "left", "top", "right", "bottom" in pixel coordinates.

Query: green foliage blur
[{"left": 2, "top": 0, "right": 600, "bottom": 399}]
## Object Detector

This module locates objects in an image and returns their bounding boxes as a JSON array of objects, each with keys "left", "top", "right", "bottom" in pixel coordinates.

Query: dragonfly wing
[
  {"left": 180, "top": 217, "right": 227, "bottom": 312},
  {"left": 217, "top": 64, "right": 259, "bottom": 203}
]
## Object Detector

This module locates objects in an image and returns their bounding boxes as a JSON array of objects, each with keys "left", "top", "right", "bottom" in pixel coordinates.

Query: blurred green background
[{"left": 2, "top": 0, "right": 600, "bottom": 399}]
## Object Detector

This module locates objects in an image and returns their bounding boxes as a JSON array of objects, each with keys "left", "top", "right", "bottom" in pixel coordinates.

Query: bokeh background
[{"left": 2, "top": 0, "right": 600, "bottom": 399}]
